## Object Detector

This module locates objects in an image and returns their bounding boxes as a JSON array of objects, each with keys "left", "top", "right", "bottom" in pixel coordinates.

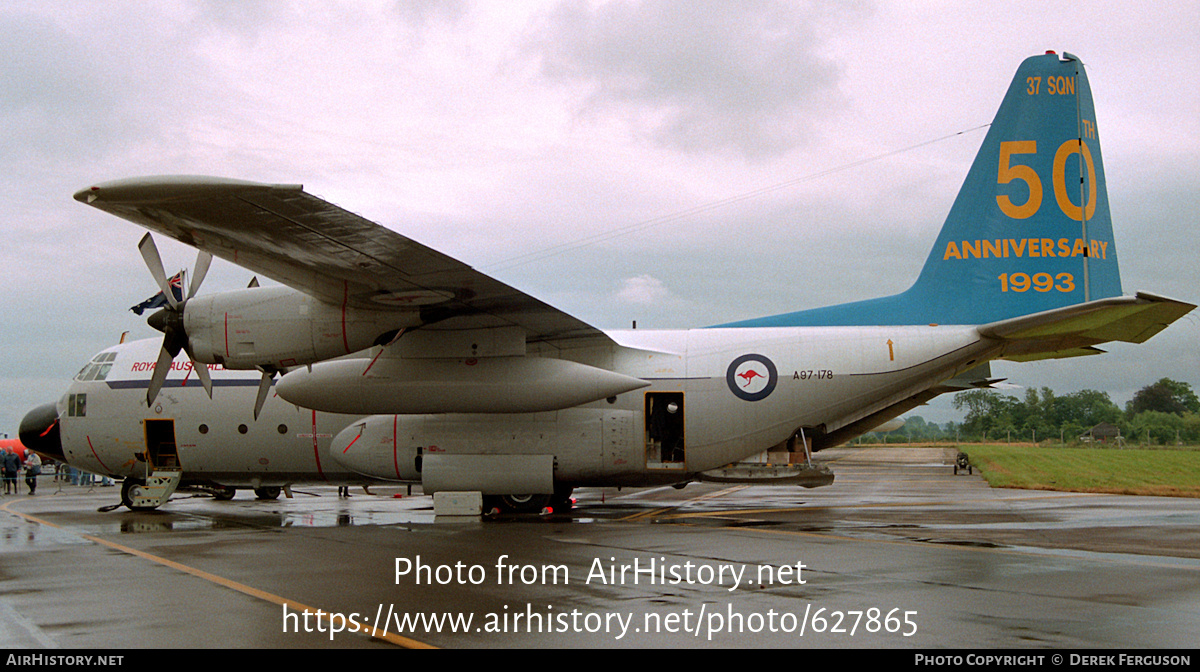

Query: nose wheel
[
  {"left": 120, "top": 479, "right": 158, "bottom": 511},
  {"left": 119, "top": 472, "right": 181, "bottom": 511}
]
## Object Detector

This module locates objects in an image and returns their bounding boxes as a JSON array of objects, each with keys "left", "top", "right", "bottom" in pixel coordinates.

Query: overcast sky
[{"left": 2, "top": 1, "right": 1197, "bottom": 434}]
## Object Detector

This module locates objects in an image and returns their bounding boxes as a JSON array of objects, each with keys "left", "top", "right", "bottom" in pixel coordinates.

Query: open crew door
[
  {"left": 144, "top": 419, "right": 181, "bottom": 469},
  {"left": 645, "top": 391, "right": 686, "bottom": 470}
]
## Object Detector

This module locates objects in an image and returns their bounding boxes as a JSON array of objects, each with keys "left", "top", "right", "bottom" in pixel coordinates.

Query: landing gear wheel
[
  {"left": 211, "top": 486, "right": 237, "bottom": 501},
  {"left": 253, "top": 486, "right": 282, "bottom": 500},
  {"left": 121, "top": 479, "right": 159, "bottom": 511},
  {"left": 486, "top": 494, "right": 551, "bottom": 514}
]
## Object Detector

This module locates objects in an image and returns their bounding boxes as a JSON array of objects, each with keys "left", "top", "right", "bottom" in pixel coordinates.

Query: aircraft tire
[
  {"left": 490, "top": 493, "right": 551, "bottom": 514},
  {"left": 121, "top": 479, "right": 160, "bottom": 511},
  {"left": 211, "top": 486, "right": 237, "bottom": 501},
  {"left": 253, "top": 486, "right": 282, "bottom": 500}
]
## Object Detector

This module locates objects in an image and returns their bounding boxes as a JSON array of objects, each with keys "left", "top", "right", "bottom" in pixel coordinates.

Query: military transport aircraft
[{"left": 20, "top": 52, "right": 1194, "bottom": 512}]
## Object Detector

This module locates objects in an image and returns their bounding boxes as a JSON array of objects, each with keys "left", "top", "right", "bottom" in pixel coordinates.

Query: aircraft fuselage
[{"left": 50, "top": 324, "right": 994, "bottom": 491}]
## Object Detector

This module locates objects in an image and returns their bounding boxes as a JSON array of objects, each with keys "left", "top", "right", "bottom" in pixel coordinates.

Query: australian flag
[{"left": 130, "top": 271, "right": 184, "bottom": 315}]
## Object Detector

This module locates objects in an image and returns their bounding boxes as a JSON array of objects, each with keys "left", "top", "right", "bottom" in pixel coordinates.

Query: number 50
[{"left": 996, "top": 140, "right": 1097, "bottom": 221}]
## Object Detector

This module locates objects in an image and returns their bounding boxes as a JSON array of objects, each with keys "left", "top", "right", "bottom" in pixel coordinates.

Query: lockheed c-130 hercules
[{"left": 20, "top": 51, "right": 1193, "bottom": 512}]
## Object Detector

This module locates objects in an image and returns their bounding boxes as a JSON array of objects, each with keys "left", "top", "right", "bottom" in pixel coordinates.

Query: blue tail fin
[{"left": 722, "top": 51, "right": 1120, "bottom": 328}]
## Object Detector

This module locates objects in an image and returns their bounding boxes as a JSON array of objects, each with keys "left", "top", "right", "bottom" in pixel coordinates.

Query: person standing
[
  {"left": 25, "top": 451, "right": 42, "bottom": 495},
  {"left": 2, "top": 449, "right": 20, "bottom": 495}
]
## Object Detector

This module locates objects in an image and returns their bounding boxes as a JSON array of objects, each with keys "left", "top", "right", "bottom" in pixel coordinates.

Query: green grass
[{"left": 964, "top": 444, "right": 1200, "bottom": 498}]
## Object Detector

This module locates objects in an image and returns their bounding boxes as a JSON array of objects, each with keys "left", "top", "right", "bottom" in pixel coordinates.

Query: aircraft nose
[{"left": 19, "top": 403, "right": 64, "bottom": 461}]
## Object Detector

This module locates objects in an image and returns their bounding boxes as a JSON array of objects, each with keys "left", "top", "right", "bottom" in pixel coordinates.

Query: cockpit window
[
  {"left": 68, "top": 393, "right": 86, "bottom": 417},
  {"left": 75, "top": 351, "right": 117, "bottom": 381},
  {"left": 76, "top": 364, "right": 104, "bottom": 381}
]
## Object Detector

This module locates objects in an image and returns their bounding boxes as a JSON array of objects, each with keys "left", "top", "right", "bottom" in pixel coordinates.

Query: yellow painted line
[
  {"left": 617, "top": 484, "right": 748, "bottom": 522},
  {"left": 1, "top": 499, "right": 435, "bottom": 649},
  {"left": 691, "top": 484, "right": 749, "bottom": 499},
  {"left": 618, "top": 507, "right": 673, "bottom": 522}
]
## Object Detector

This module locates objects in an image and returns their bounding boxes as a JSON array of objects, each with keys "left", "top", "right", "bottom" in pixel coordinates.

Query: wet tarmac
[{"left": 2, "top": 445, "right": 1199, "bottom": 648}]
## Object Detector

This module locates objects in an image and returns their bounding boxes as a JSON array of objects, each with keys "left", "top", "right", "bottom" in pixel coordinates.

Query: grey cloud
[
  {"left": 0, "top": 9, "right": 233, "bottom": 171},
  {"left": 0, "top": 14, "right": 130, "bottom": 161},
  {"left": 525, "top": 0, "right": 860, "bottom": 157},
  {"left": 190, "top": 0, "right": 288, "bottom": 40},
  {"left": 391, "top": 0, "right": 470, "bottom": 26}
]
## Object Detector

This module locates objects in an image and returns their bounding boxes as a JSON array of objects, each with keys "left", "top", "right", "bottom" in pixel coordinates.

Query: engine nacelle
[
  {"left": 276, "top": 355, "right": 649, "bottom": 414},
  {"left": 331, "top": 417, "right": 423, "bottom": 481},
  {"left": 183, "top": 286, "right": 415, "bottom": 369}
]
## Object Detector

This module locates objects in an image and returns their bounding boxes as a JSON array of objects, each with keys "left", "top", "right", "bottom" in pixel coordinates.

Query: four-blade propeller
[
  {"left": 138, "top": 233, "right": 214, "bottom": 406},
  {"left": 137, "top": 235, "right": 278, "bottom": 419}
]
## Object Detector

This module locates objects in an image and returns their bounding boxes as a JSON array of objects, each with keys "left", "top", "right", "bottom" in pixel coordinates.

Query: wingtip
[
  {"left": 74, "top": 176, "right": 303, "bottom": 205},
  {"left": 73, "top": 186, "right": 100, "bottom": 204}
]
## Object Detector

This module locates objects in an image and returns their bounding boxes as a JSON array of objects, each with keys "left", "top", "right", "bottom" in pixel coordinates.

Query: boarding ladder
[{"left": 129, "top": 469, "right": 182, "bottom": 509}]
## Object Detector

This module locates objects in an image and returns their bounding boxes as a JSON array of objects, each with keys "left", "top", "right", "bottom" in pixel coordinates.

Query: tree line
[{"left": 867, "top": 378, "right": 1200, "bottom": 445}]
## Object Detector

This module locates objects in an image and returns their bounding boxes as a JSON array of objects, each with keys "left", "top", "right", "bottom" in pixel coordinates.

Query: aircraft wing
[
  {"left": 978, "top": 292, "right": 1195, "bottom": 362},
  {"left": 76, "top": 176, "right": 610, "bottom": 350}
]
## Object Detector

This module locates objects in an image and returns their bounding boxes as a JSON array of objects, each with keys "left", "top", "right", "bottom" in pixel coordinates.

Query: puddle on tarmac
[
  {"left": 5, "top": 491, "right": 616, "bottom": 541},
  {"left": 0, "top": 519, "right": 91, "bottom": 551},
  {"left": 158, "top": 499, "right": 440, "bottom": 531}
]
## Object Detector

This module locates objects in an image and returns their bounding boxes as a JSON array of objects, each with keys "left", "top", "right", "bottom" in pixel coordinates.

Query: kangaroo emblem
[{"left": 736, "top": 369, "right": 765, "bottom": 387}]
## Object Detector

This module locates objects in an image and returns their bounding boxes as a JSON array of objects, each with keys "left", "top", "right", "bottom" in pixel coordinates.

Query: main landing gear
[
  {"left": 483, "top": 487, "right": 575, "bottom": 515},
  {"left": 253, "top": 486, "right": 282, "bottom": 500},
  {"left": 210, "top": 486, "right": 237, "bottom": 501},
  {"left": 205, "top": 485, "right": 282, "bottom": 500}
]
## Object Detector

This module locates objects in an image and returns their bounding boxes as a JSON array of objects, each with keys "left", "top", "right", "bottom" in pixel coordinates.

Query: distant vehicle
[{"left": 954, "top": 452, "right": 973, "bottom": 475}]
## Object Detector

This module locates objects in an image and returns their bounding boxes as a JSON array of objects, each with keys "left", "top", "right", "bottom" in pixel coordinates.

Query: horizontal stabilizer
[{"left": 979, "top": 292, "right": 1194, "bottom": 361}]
